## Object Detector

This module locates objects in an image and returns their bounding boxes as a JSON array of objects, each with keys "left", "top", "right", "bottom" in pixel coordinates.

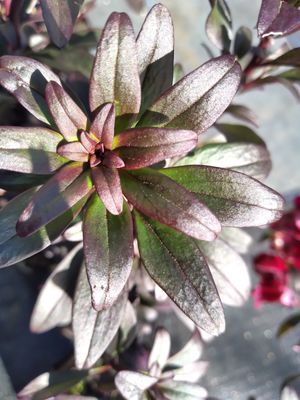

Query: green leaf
[
  {"left": 0, "top": 126, "right": 67, "bottom": 174},
  {"left": 40, "top": 0, "right": 84, "bottom": 48},
  {"left": 138, "top": 55, "right": 241, "bottom": 135},
  {"left": 115, "top": 371, "right": 158, "bottom": 400},
  {"left": 0, "top": 171, "right": 49, "bottom": 191},
  {"left": 0, "top": 196, "right": 87, "bottom": 268},
  {"left": 136, "top": 4, "right": 174, "bottom": 113},
  {"left": 121, "top": 169, "right": 221, "bottom": 241},
  {"left": 278, "top": 68, "right": 300, "bottom": 82},
  {"left": 264, "top": 48, "right": 300, "bottom": 67},
  {"left": 89, "top": 12, "right": 141, "bottom": 115},
  {"left": 83, "top": 194, "right": 133, "bottom": 311},
  {"left": 134, "top": 212, "right": 225, "bottom": 335},
  {"left": 17, "top": 162, "right": 92, "bottom": 237},
  {"left": 206, "top": 0, "right": 232, "bottom": 52},
  {"left": 73, "top": 266, "right": 128, "bottom": 369},
  {"left": 233, "top": 26, "right": 252, "bottom": 59},
  {"left": 0, "top": 55, "right": 61, "bottom": 125},
  {"left": 215, "top": 123, "right": 265, "bottom": 145},
  {"left": 161, "top": 165, "right": 284, "bottom": 227},
  {"left": 30, "top": 243, "right": 83, "bottom": 333},
  {"left": 277, "top": 313, "right": 300, "bottom": 337},
  {"left": 175, "top": 142, "right": 272, "bottom": 180}
]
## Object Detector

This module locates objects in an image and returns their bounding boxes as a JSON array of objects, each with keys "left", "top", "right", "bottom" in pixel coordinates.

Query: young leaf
[
  {"left": 148, "top": 328, "right": 171, "bottom": 374},
  {"left": 40, "top": 0, "right": 84, "bottom": 48},
  {"left": 45, "top": 81, "right": 88, "bottom": 141},
  {"left": 89, "top": 12, "right": 141, "bottom": 115},
  {"left": 206, "top": 0, "right": 232, "bottom": 52},
  {"left": 134, "top": 212, "right": 225, "bottom": 335},
  {"left": 233, "top": 26, "right": 252, "bottom": 59},
  {"left": 0, "top": 126, "right": 67, "bottom": 174},
  {"left": 166, "top": 330, "right": 203, "bottom": 367},
  {"left": 17, "top": 162, "right": 93, "bottom": 237},
  {"left": 157, "top": 381, "right": 207, "bottom": 400},
  {"left": 83, "top": 194, "right": 133, "bottom": 311},
  {"left": 138, "top": 55, "right": 241, "bottom": 135},
  {"left": 198, "top": 237, "right": 250, "bottom": 306},
  {"left": 175, "top": 142, "right": 272, "bottom": 180},
  {"left": 219, "top": 227, "right": 252, "bottom": 254},
  {"left": 0, "top": 55, "right": 61, "bottom": 124},
  {"left": 73, "top": 267, "right": 127, "bottom": 369},
  {"left": 30, "top": 243, "right": 83, "bottom": 333},
  {"left": 114, "top": 128, "right": 197, "bottom": 170},
  {"left": 165, "top": 361, "right": 208, "bottom": 383},
  {"left": 136, "top": 3, "right": 174, "bottom": 113},
  {"left": 115, "top": 371, "right": 158, "bottom": 400},
  {"left": 121, "top": 169, "right": 221, "bottom": 241},
  {"left": 0, "top": 196, "right": 87, "bottom": 268},
  {"left": 161, "top": 165, "right": 284, "bottom": 226},
  {"left": 90, "top": 103, "right": 115, "bottom": 149}
]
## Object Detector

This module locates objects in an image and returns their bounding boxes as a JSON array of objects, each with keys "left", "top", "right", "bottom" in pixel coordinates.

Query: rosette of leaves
[{"left": 0, "top": 3, "right": 284, "bottom": 359}]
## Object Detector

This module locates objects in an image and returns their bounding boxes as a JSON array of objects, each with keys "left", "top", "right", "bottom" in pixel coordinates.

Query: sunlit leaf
[
  {"left": 30, "top": 243, "right": 83, "bottom": 333},
  {"left": 206, "top": 0, "right": 232, "bottom": 52},
  {"left": 121, "top": 169, "right": 221, "bottom": 241},
  {"left": 83, "top": 194, "right": 133, "bottom": 311},
  {"left": 166, "top": 330, "right": 203, "bottom": 367},
  {"left": 0, "top": 55, "right": 61, "bottom": 124},
  {"left": 215, "top": 123, "right": 265, "bottom": 145},
  {"left": 148, "top": 328, "right": 171, "bottom": 374},
  {"left": 89, "top": 12, "right": 141, "bottom": 115},
  {"left": 161, "top": 165, "right": 284, "bottom": 226},
  {"left": 0, "top": 126, "right": 67, "bottom": 174},
  {"left": 73, "top": 267, "right": 127, "bottom": 369},
  {"left": 158, "top": 380, "right": 207, "bottom": 400},
  {"left": 134, "top": 212, "right": 225, "bottom": 335},
  {"left": 115, "top": 371, "right": 158, "bottom": 400},
  {"left": 90, "top": 103, "right": 115, "bottom": 149},
  {"left": 138, "top": 56, "right": 241, "bottom": 135}
]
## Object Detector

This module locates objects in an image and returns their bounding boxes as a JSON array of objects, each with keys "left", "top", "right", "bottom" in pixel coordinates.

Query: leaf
[
  {"left": 40, "top": 0, "right": 84, "bottom": 48},
  {"left": 166, "top": 330, "right": 203, "bottom": 367},
  {"left": 83, "top": 194, "right": 133, "bottom": 311},
  {"left": 198, "top": 237, "right": 250, "bottom": 306},
  {"left": 18, "top": 369, "right": 90, "bottom": 400},
  {"left": 281, "top": 386, "right": 299, "bottom": 400},
  {"left": 233, "top": 26, "right": 252, "bottom": 59},
  {"left": 90, "top": 103, "right": 115, "bottom": 149},
  {"left": 161, "top": 166, "right": 284, "bottom": 227},
  {"left": 121, "top": 169, "right": 221, "bottom": 241},
  {"left": 158, "top": 381, "right": 207, "bottom": 400},
  {"left": 219, "top": 227, "right": 252, "bottom": 254},
  {"left": 118, "top": 301, "right": 137, "bottom": 350},
  {"left": 0, "top": 55, "right": 61, "bottom": 124},
  {"left": 0, "top": 171, "right": 49, "bottom": 191},
  {"left": 114, "top": 128, "right": 197, "bottom": 170},
  {"left": 134, "top": 212, "right": 225, "bottom": 335},
  {"left": 30, "top": 243, "right": 83, "bottom": 333},
  {"left": 248, "top": 76, "right": 300, "bottom": 101},
  {"left": 277, "top": 313, "right": 300, "bottom": 337},
  {"left": 17, "top": 162, "right": 93, "bottom": 237},
  {"left": 138, "top": 55, "right": 241, "bottom": 135},
  {"left": 264, "top": 48, "right": 300, "bottom": 68},
  {"left": 225, "top": 104, "right": 258, "bottom": 127},
  {"left": 57, "top": 142, "right": 89, "bottom": 163},
  {"left": 278, "top": 68, "right": 300, "bottom": 82},
  {"left": 91, "top": 166, "right": 123, "bottom": 215},
  {"left": 136, "top": 4, "right": 174, "bottom": 113},
  {"left": 215, "top": 123, "right": 265, "bottom": 145},
  {"left": 0, "top": 196, "right": 87, "bottom": 268},
  {"left": 73, "top": 267, "right": 127, "bottom": 369},
  {"left": 0, "top": 126, "right": 67, "bottom": 174},
  {"left": 175, "top": 142, "right": 272, "bottom": 180},
  {"left": 206, "top": 0, "right": 232, "bottom": 52},
  {"left": 164, "top": 361, "right": 208, "bottom": 383},
  {"left": 45, "top": 81, "right": 88, "bottom": 141},
  {"left": 115, "top": 371, "right": 158, "bottom": 400},
  {"left": 148, "top": 328, "right": 171, "bottom": 374},
  {"left": 89, "top": 12, "right": 141, "bottom": 115}
]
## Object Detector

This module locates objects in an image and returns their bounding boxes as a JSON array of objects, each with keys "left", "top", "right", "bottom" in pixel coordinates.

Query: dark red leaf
[{"left": 90, "top": 103, "right": 115, "bottom": 149}]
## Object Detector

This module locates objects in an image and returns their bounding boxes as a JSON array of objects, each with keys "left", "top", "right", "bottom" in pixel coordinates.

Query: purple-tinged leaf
[
  {"left": 115, "top": 371, "right": 158, "bottom": 400},
  {"left": 198, "top": 237, "right": 250, "bottom": 306},
  {"left": 40, "top": 0, "right": 84, "bottom": 48},
  {"left": 206, "top": 0, "right": 232, "bottom": 52},
  {"left": 134, "top": 212, "right": 225, "bottom": 335},
  {"left": 166, "top": 330, "right": 203, "bottom": 367},
  {"left": 83, "top": 194, "right": 133, "bottom": 311},
  {"left": 148, "top": 328, "right": 171, "bottom": 374},
  {"left": 0, "top": 55, "right": 61, "bottom": 124},
  {"left": 157, "top": 381, "right": 207, "bottom": 400},
  {"left": 80, "top": 131, "right": 97, "bottom": 153},
  {"left": 92, "top": 166, "right": 123, "bottom": 215},
  {"left": 114, "top": 128, "right": 197, "bottom": 169},
  {"left": 102, "top": 151, "right": 125, "bottom": 169},
  {"left": 45, "top": 81, "right": 88, "bottom": 141},
  {"left": 57, "top": 142, "right": 89, "bottom": 162},
  {"left": 233, "top": 26, "right": 252, "bottom": 59},
  {"left": 30, "top": 243, "right": 83, "bottom": 333},
  {"left": 138, "top": 55, "right": 241, "bottom": 135},
  {"left": 175, "top": 142, "right": 272, "bottom": 180},
  {"left": 17, "top": 162, "right": 93, "bottom": 237},
  {"left": 0, "top": 126, "right": 67, "bottom": 174},
  {"left": 121, "top": 169, "right": 221, "bottom": 241},
  {"left": 136, "top": 4, "right": 174, "bottom": 113},
  {"left": 0, "top": 196, "right": 87, "bottom": 268},
  {"left": 161, "top": 166, "right": 284, "bottom": 227},
  {"left": 73, "top": 267, "right": 127, "bottom": 369},
  {"left": 89, "top": 12, "right": 141, "bottom": 115},
  {"left": 215, "top": 123, "right": 265, "bottom": 145},
  {"left": 257, "top": 0, "right": 300, "bottom": 37},
  {"left": 225, "top": 104, "right": 258, "bottom": 127},
  {"left": 90, "top": 103, "right": 115, "bottom": 149}
]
